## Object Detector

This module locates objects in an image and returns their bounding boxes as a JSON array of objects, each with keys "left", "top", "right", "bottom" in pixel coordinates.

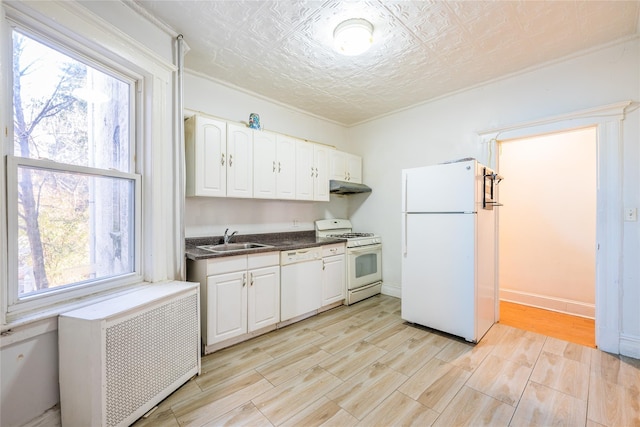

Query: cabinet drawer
[
  {"left": 248, "top": 252, "right": 279, "bottom": 269},
  {"left": 322, "top": 243, "right": 345, "bottom": 257},
  {"left": 207, "top": 255, "right": 247, "bottom": 275}
]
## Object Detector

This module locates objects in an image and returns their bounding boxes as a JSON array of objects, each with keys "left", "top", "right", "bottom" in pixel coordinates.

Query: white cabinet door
[
  {"left": 322, "top": 253, "right": 345, "bottom": 306},
  {"left": 329, "top": 150, "right": 346, "bottom": 182},
  {"left": 345, "top": 152, "right": 362, "bottom": 184},
  {"left": 227, "top": 123, "right": 253, "bottom": 198},
  {"left": 185, "top": 115, "right": 227, "bottom": 197},
  {"left": 280, "top": 260, "right": 323, "bottom": 322},
  {"left": 248, "top": 265, "right": 280, "bottom": 331},
  {"left": 276, "top": 134, "right": 296, "bottom": 199},
  {"left": 329, "top": 150, "right": 362, "bottom": 183},
  {"left": 314, "top": 145, "right": 331, "bottom": 201},
  {"left": 207, "top": 271, "right": 247, "bottom": 344},
  {"left": 295, "top": 140, "right": 315, "bottom": 200},
  {"left": 253, "top": 131, "right": 277, "bottom": 199}
]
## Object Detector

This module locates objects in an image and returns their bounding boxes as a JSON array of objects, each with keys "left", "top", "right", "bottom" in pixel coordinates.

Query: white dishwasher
[{"left": 280, "top": 247, "right": 323, "bottom": 322}]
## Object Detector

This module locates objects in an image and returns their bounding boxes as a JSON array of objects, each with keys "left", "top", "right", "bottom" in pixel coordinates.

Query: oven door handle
[{"left": 348, "top": 244, "right": 382, "bottom": 254}]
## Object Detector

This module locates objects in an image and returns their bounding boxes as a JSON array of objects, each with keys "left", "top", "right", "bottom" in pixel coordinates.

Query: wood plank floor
[
  {"left": 499, "top": 301, "right": 596, "bottom": 348},
  {"left": 134, "top": 295, "right": 640, "bottom": 427}
]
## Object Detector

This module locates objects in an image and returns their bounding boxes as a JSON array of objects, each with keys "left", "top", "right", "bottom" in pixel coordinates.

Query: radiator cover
[{"left": 59, "top": 282, "right": 200, "bottom": 427}]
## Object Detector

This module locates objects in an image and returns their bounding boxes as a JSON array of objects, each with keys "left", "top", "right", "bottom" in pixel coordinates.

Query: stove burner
[{"left": 328, "top": 232, "right": 374, "bottom": 239}]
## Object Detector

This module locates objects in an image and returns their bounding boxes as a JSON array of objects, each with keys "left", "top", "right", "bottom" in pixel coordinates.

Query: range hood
[{"left": 329, "top": 180, "right": 372, "bottom": 195}]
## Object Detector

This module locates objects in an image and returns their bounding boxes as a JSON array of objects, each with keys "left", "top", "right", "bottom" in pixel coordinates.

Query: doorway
[{"left": 497, "top": 127, "right": 596, "bottom": 347}]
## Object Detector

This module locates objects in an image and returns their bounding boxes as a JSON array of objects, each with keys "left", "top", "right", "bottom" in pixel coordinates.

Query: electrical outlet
[
  {"left": 624, "top": 208, "right": 637, "bottom": 222},
  {"left": 292, "top": 219, "right": 299, "bottom": 228}
]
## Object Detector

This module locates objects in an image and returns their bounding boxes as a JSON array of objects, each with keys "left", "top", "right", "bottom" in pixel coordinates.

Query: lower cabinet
[
  {"left": 186, "top": 243, "right": 345, "bottom": 354},
  {"left": 322, "top": 244, "right": 346, "bottom": 307},
  {"left": 188, "top": 252, "right": 280, "bottom": 353}
]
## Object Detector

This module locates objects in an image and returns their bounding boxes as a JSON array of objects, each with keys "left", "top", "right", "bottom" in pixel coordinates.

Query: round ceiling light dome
[{"left": 333, "top": 18, "right": 373, "bottom": 56}]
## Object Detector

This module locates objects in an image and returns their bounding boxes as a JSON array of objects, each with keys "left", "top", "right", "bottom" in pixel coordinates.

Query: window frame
[{"left": 3, "top": 14, "right": 144, "bottom": 323}]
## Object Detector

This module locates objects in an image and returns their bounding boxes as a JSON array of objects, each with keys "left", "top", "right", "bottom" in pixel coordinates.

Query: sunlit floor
[
  {"left": 130, "top": 295, "right": 638, "bottom": 427},
  {"left": 499, "top": 300, "right": 595, "bottom": 348}
]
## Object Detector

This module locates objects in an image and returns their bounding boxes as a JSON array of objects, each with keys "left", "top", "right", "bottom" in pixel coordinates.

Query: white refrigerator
[{"left": 401, "top": 159, "right": 499, "bottom": 343}]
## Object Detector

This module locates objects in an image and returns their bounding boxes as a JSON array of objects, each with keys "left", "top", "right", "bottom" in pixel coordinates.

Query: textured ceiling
[{"left": 132, "top": 0, "right": 640, "bottom": 126}]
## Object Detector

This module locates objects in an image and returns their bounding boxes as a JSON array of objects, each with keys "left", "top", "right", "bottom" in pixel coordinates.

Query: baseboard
[
  {"left": 381, "top": 283, "right": 401, "bottom": 299},
  {"left": 500, "top": 288, "right": 595, "bottom": 319},
  {"left": 19, "top": 405, "right": 61, "bottom": 427},
  {"left": 619, "top": 334, "right": 640, "bottom": 359}
]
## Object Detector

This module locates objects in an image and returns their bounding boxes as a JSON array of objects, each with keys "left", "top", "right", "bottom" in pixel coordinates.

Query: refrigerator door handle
[{"left": 402, "top": 212, "right": 408, "bottom": 256}]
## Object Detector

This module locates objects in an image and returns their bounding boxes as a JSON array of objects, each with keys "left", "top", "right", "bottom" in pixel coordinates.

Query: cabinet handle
[
  {"left": 322, "top": 260, "right": 326, "bottom": 270},
  {"left": 229, "top": 154, "right": 233, "bottom": 167},
  {"left": 330, "top": 248, "right": 337, "bottom": 253},
  {"left": 242, "top": 273, "right": 246, "bottom": 287},
  {"left": 311, "top": 166, "right": 314, "bottom": 177},
  {"left": 315, "top": 167, "right": 318, "bottom": 178},
  {"left": 250, "top": 273, "right": 254, "bottom": 286},
  {"left": 221, "top": 153, "right": 225, "bottom": 166},
  {"left": 278, "top": 162, "right": 281, "bottom": 173},
  {"left": 273, "top": 161, "right": 276, "bottom": 172}
]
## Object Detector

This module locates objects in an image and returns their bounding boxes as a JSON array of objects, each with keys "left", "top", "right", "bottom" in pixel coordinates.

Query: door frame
[{"left": 478, "top": 100, "right": 632, "bottom": 354}]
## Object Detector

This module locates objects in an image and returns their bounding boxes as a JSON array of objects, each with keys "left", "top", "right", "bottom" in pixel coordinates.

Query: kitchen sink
[{"left": 197, "top": 242, "right": 274, "bottom": 253}]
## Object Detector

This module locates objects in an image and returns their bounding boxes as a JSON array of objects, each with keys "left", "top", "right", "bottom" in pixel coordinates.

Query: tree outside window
[{"left": 12, "top": 30, "right": 136, "bottom": 298}]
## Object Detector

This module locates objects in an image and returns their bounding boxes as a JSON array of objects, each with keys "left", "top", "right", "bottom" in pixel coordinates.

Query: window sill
[{"left": 1, "top": 281, "right": 154, "bottom": 348}]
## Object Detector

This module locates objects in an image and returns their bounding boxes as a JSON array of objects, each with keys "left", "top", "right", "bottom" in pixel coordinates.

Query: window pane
[
  {"left": 12, "top": 31, "right": 130, "bottom": 172},
  {"left": 17, "top": 166, "right": 135, "bottom": 297}
]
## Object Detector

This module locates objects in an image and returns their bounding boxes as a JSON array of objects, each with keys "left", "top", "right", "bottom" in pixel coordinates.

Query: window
[{"left": 6, "top": 28, "right": 141, "bottom": 315}]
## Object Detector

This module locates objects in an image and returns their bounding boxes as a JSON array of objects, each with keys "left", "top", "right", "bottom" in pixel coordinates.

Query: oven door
[{"left": 347, "top": 244, "right": 382, "bottom": 290}]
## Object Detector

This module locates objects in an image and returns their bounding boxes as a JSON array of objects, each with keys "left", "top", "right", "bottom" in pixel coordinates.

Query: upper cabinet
[
  {"left": 295, "top": 140, "right": 331, "bottom": 201},
  {"left": 330, "top": 150, "right": 362, "bottom": 184},
  {"left": 186, "top": 114, "right": 337, "bottom": 201},
  {"left": 253, "top": 132, "right": 296, "bottom": 200},
  {"left": 275, "top": 135, "right": 297, "bottom": 199},
  {"left": 185, "top": 116, "right": 252, "bottom": 198},
  {"left": 227, "top": 123, "right": 253, "bottom": 198},
  {"left": 185, "top": 115, "right": 226, "bottom": 197}
]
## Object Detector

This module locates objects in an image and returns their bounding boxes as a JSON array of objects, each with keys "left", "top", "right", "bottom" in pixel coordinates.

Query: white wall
[
  {"left": 347, "top": 38, "right": 639, "bottom": 352},
  {"left": 183, "top": 72, "right": 352, "bottom": 237},
  {"left": 498, "top": 128, "right": 597, "bottom": 318}
]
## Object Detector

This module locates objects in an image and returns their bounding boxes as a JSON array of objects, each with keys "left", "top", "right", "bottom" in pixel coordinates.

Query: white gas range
[{"left": 315, "top": 219, "right": 382, "bottom": 305}]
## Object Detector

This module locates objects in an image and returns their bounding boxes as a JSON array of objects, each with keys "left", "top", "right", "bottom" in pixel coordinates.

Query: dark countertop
[{"left": 185, "top": 230, "right": 346, "bottom": 260}]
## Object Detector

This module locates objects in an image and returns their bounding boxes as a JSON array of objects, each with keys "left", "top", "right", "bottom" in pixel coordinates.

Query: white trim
[
  {"left": 3, "top": 1, "right": 176, "bottom": 76},
  {"left": 499, "top": 289, "right": 595, "bottom": 319},
  {"left": 0, "top": 5, "right": 8, "bottom": 328},
  {"left": 619, "top": 334, "right": 640, "bottom": 359},
  {"left": 0, "top": 317, "right": 57, "bottom": 348},
  {"left": 477, "top": 101, "right": 633, "bottom": 137},
  {"left": 479, "top": 101, "right": 630, "bottom": 355},
  {"left": 381, "top": 283, "right": 401, "bottom": 299}
]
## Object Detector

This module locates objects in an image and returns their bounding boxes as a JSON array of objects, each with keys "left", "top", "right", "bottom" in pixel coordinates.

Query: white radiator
[{"left": 58, "top": 281, "right": 200, "bottom": 427}]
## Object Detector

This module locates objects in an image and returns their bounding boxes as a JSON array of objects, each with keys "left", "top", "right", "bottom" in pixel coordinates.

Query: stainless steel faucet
[{"left": 223, "top": 228, "right": 238, "bottom": 244}]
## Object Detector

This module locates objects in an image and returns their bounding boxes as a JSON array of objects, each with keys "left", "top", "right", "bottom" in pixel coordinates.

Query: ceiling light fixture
[{"left": 333, "top": 18, "right": 373, "bottom": 56}]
